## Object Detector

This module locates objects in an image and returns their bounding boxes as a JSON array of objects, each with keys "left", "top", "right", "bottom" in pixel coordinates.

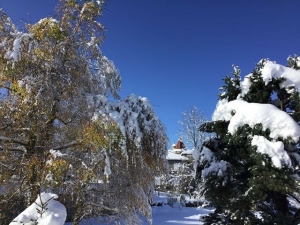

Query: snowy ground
[
  {"left": 151, "top": 192, "right": 214, "bottom": 224},
  {"left": 151, "top": 204, "right": 213, "bottom": 224},
  {"left": 65, "top": 192, "right": 214, "bottom": 225},
  {"left": 12, "top": 191, "right": 300, "bottom": 225}
]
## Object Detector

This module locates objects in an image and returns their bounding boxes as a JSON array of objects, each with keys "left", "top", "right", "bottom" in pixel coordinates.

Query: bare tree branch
[
  {"left": 0, "top": 146, "right": 26, "bottom": 153},
  {"left": 0, "top": 161, "right": 15, "bottom": 170},
  {"left": 53, "top": 140, "right": 79, "bottom": 150},
  {"left": 178, "top": 106, "right": 209, "bottom": 149},
  {"left": 86, "top": 202, "right": 119, "bottom": 213},
  {"left": 0, "top": 136, "right": 27, "bottom": 146},
  {"left": 0, "top": 122, "right": 13, "bottom": 130}
]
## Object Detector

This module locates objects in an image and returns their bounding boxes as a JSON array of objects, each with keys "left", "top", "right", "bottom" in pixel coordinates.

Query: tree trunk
[
  {"left": 274, "top": 193, "right": 289, "bottom": 215},
  {"left": 267, "top": 191, "right": 289, "bottom": 216}
]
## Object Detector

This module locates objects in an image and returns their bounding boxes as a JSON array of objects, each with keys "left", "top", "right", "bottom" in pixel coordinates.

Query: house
[
  {"left": 166, "top": 140, "right": 193, "bottom": 171},
  {"left": 155, "top": 140, "right": 195, "bottom": 193}
]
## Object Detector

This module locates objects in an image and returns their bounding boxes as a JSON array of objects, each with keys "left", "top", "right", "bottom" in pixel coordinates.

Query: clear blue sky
[{"left": 1, "top": 0, "right": 300, "bottom": 147}]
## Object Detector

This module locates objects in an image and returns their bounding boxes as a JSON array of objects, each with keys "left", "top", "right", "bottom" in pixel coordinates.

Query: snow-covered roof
[
  {"left": 174, "top": 140, "right": 185, "bottom": 149},
  {"left": 167, "top": 152, "right": 189, "bottom": 161},
  {"left": 181, "top": 150, "right": 194, "bottom": 155}
]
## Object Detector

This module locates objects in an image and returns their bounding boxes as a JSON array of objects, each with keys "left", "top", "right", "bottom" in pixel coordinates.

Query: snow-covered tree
[
  {"left": 170, "top": 162, "right": 194, "bottom": 195},
  {"left": 177, "top": 107, "right": 208, "bottom": 196},
  {"left": 196, "top": 60, "right": 300, "bottom": 224},
  {"left": 178, "top": 106, "right": 209, "bottom": 150},
  {"left": 0, "top": 1, "right": 168, "bottom": 224}
]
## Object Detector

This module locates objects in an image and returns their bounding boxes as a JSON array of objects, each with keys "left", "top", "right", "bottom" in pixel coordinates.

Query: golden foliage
[
  {"left": 80, "top": 118, "right": 124, "bottom": 153},
  {"left": 0, "top": 2, "right": 168, "bottom": 224},
  {"left": 29, "top": 18, "right": 66, "bottom": 42}
]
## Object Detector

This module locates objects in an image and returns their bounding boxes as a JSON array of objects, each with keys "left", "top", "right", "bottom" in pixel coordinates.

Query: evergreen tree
[{"left": 197, "top": 59, "right": 300, "bottom": 224}]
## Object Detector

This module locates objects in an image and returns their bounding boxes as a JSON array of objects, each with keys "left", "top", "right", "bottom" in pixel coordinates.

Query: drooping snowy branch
[
  {"left": 252, "top": 135, "right": 292, "bottom": 168},
  {"left": 213, "top": 99, "right": 300, "bottom": 142}
]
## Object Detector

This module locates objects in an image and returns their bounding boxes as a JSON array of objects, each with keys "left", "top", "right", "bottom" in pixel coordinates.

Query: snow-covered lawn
[
  {"left": 65, "top": 192, "right": 214, "bottom": 225},
  {"left": 151, "top": 192, "right": 213, "bottom": 224},
  {"left": 151, "top": 205, "right": 213, "bottom": 224},
  {"left": 67, "top": 205, "right": 213, "bottom": 225}
]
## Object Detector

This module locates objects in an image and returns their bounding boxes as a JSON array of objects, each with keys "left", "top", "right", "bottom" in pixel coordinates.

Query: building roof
[
  {"left": 166, "top": 140, "right": 193, "bottom": 162},
  {"left": 166, "top": 152, "right": 189, "bottom": 161},
  {"left": 174, "top": 139, "right": 185, "bottom": 149},
  {"left": 181, "top": 150, "right": 194, "bottom": 156}
]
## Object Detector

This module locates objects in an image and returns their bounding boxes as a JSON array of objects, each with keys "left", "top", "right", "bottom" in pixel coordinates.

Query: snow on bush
[{"left": 10, "top": 192, "right": 66, "bottom": 225}]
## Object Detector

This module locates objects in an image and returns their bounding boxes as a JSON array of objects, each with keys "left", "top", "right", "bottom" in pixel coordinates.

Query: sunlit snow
[
  {"left": 64, "top": 192, "right": 214, "bottom": 225},
  {"left": 261, "top": 61, "right": 300, "bottom": 92},
  {"left": 10, "top": 193, "right": 66, "bottom": 225},
  {"left": 252, "top": 135, "right": 292, "bottom": 168},
  {"left": 240, "top": 61, "right": 300, "bottom": 95},
  {"left": 213, "top": 99, "right": 300, "bottom": 142}
]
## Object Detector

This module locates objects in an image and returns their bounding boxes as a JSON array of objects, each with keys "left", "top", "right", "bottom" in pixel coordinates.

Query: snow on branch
[
  {"left": 252, "top": 135, "right": 292, "bottom": 168},
  {"left": 213, "top": 99, "right": 300, "bottom": 142},
  {"left": 240, "top": 61, "right": 300, "bottom": 96}
]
